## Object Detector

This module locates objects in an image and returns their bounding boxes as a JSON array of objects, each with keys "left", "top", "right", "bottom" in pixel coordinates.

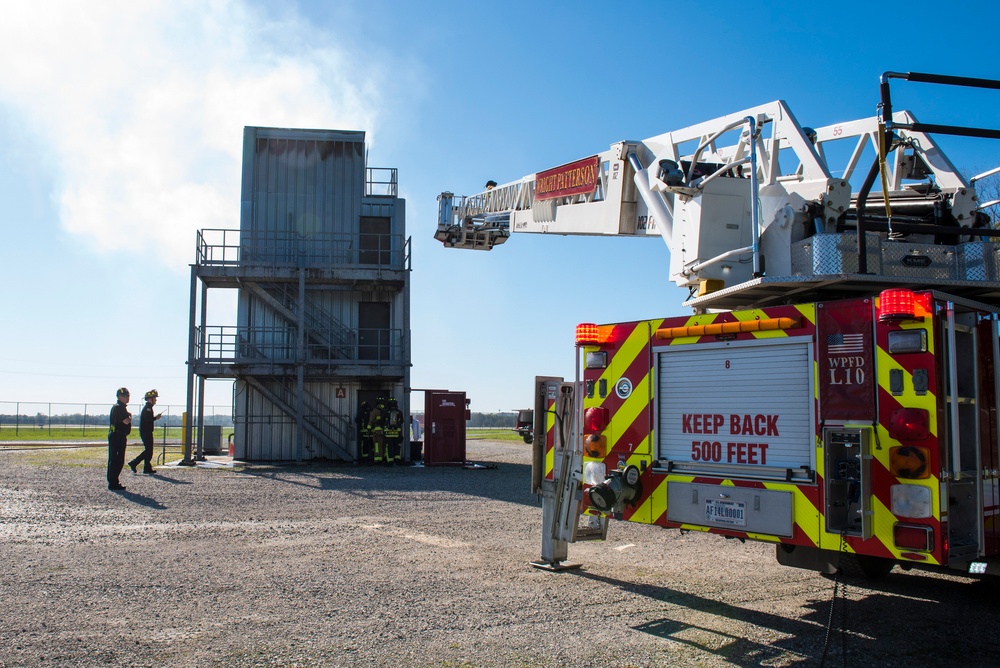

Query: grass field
[
  {"left": 466, "top": 428, "right": 525, "bottom": 442},
  {"left": 9, "top": 444, "right": 190, "bottom": 467},
  {"left": 0, "top": 426, "right": 192, "bottom": 442},
  {"left": 0, "top": 426, "right": 525, "bottom": 444},
  {"left": 0, "top": 426, "right": 116, "bottom": 441}
]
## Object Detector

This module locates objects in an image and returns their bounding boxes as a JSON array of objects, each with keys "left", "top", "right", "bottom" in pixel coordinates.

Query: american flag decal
[{"left": 828, "top": 332, "right": 864, "bottom": 354}]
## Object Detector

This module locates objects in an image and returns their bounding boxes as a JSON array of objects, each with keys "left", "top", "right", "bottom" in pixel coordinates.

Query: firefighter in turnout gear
[
  {"left": 384, "top": 397, "right": 404, "bottom": 465},
  {"left": 368, "top": 397, "right": 386, "bottom": 463},
  {"left": 355, "top": 401, "right": 373, "bottom": 462}
]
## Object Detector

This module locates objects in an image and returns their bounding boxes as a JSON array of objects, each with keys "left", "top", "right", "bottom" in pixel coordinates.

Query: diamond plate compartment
[
  {"left": 792, "top": 233, "right": 1000, "bottom": 281},
  {"left": 791, "top": 233, "right": 882, "bottom": 275}
]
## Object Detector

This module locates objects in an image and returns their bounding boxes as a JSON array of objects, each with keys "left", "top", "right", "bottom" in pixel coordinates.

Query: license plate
[{"left": 705, "top": 498, "right": 746, "bottom": 526}]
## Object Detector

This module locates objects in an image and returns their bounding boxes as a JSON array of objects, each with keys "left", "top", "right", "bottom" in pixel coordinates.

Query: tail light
[
  {"left": 584, "top": 407, "right": 609, "bottom": 432},
  {"left": 894, "top": 523, "right": 933, "bottom": 551},
  {"left": 888, "top": 408, "right": 929, "bottom": 441}
]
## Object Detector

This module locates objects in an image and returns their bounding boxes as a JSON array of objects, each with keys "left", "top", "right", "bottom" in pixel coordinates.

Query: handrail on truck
[{"left": 856, "top": 71, "right": 1000, "bottom": 274}]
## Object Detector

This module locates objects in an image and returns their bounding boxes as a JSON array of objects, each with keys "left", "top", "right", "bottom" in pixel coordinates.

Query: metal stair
[
  {"left": 241, "top": 376, "right": 352, "bottom": 460},
  {"left": 240, "top": 280, "right": 356, "bottom": 359}
]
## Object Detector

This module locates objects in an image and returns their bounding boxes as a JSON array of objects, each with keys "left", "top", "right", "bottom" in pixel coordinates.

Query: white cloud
[{"left": 0, "top": 0, "right": 382, "bottom": 268}]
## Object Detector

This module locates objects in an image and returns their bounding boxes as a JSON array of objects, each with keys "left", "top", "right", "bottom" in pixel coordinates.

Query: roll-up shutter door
[{"left": 658, "top": 338, "right": 814, "bottom": 472}]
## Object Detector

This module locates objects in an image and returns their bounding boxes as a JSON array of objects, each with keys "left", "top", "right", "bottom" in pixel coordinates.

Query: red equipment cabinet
[{"left": 423, "top": 391, "right": 469, "bottom": 466}]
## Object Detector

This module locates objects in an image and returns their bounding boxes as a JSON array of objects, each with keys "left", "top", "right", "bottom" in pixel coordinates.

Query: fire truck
[{"left": 436, "top": 72, "right": 1000, "bottom": 579}]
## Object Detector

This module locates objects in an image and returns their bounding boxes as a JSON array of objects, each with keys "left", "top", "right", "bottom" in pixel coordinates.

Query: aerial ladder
[
  {"left": 439, "top": 72, "right": 1000, "bottom": 574},
  {"left": 437, "top": 81, "right": 997, "bottom": 310}
]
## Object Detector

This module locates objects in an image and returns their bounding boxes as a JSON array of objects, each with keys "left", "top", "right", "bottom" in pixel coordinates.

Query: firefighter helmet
[
  {"left": 116, "top": 387, "right": 130, "bottom": 398},
  {"left": 144, "top": 389, "right": 158, "bottom": 400}
]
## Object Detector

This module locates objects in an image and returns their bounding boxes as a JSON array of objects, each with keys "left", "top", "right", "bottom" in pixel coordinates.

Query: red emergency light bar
[{"left": 879, "top": 288, "right": 932, "bottom": 322}]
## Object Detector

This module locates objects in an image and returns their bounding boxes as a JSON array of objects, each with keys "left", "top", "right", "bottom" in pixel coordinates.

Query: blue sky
[{"left": 1, "top": 0, "right": 998, "bottom": 413}]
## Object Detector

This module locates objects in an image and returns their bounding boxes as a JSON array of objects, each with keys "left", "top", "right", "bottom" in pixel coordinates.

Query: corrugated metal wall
[
  {"left": 241, "top": 128, "right": 365, "bottom": 237},
  {"left": 233, "top": 378, "right": 405, "bottom": 461},
  {"left": 231, "top": 126, "right": 408, "bottom": 462}
]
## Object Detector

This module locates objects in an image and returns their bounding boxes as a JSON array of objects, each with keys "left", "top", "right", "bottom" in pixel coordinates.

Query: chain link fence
[{"left": 0, "top": 401, "right": 233, "bottom": 440}]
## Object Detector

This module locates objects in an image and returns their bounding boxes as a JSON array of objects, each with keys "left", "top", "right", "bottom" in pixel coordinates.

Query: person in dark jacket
[
  {"left": 384, "top": 397, "right": 404, "bottom": 465},
  {"left": 107, "top": 387, "right": 132, "bottom": 491},
  {"left": 129, "top": 389, "right": 162, "bottom": 475}
]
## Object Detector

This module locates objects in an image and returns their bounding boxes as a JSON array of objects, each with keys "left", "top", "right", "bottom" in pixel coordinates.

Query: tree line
[
  {"left": 2, "top": 411, "right": 515, "bottom": 430},
  {"left": 0, "top": 413, "right": 234, "bottom": 429}
]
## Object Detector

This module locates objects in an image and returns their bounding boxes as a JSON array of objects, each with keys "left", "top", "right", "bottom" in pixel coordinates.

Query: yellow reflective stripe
[
  {"left": 598, "top": 321, "right": 649, "bottom": 388},
  {"left": 739, "top": 305, "right": 813, "bottom": 339},
  {"left": 874, "top": 350, "right": 938, "bottom": 432},
  {"left": 603, "top": 321, "right": 660, "bottom": 452},
  {"left": 632, "top": 474, "right": 667, "bottom": 524},
  {"left": 794, "top": 303, "right": 816, "bottom": 325},
  {"left": 544, "top": 401, "right": 556, "bottom": 479},
  {"left": 762, "top": 480, "right": 822, "bottom": 546},
  {"left": 872, "top": 325, "right": 941, "bottom": 530}
]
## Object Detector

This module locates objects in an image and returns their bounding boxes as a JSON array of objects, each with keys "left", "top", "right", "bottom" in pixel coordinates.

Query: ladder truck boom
[{"left": 437, "top": 93, "right": 995, "bottom": 310}]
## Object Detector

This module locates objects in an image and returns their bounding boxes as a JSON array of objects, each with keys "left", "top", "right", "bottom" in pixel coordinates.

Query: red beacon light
[
  {"left": 576, "top": 323, "right": 601, "bottom": 345},
  {"left": 575, "top": 323, "right": 624, "bottom": 347},
  {"left": 879, "top": 289, "right": 931, "bottom": 322},
  {"left": 888, "top": 407, "right": 930, "bottom": 442},
  {"left": 584, "top": 407, "right": 609, "bottom": 432}
]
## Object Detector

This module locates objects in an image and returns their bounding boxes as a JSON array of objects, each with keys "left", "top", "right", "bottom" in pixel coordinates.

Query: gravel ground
[{"left": 1, "top": 440, "right": 999, "bottom": 668}]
